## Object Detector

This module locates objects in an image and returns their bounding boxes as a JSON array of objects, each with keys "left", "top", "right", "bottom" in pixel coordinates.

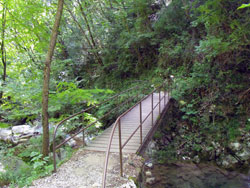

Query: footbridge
[{"left": 52, "top": 81, "right": 171, "bottom": 187}]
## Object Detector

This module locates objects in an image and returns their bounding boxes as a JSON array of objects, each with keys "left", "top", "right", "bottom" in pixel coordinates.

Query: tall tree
[
  {"left": 42, "top": 0, "right": 64, "bottom": 157},
  {"left": 0, "top": 2, "right": 7, "bottom": 103}
]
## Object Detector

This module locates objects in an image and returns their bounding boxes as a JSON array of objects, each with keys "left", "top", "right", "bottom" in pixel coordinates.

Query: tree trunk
[
  {"left": 0, "top": 4, "right": 7, "bottom": 103},
  {"left": 42, "top": 0, "right": 64, "bottom": 157}
]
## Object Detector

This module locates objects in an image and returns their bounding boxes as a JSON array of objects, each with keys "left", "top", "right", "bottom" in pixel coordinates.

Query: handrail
[
  {"left": 102, "top": 81, "right": 168, "bottom": 187},
  {"left": 52, "top": 84, "right": 147, "bottom": 172}
]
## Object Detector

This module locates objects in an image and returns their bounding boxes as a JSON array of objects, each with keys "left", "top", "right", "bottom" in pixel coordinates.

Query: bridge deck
[{"left": 84, "top": 92, "right": 169, "bottom": 153}]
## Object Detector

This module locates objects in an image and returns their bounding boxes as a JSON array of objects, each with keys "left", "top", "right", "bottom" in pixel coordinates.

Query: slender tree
[
  {"left": 0, "top": 3, "right": 7, "bottom": 103},
  {"left": 42, "top": 0, "right": 64, "bottom": 157}
]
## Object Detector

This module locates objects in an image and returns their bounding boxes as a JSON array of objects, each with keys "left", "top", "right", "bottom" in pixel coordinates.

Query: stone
[
  {"left": 182, "top": 156, "right": 191, "bottom": 160},
  {"left": 229, "top": 142, "right": 242, "bottom": 151},
  {"left": 0, "top": 128, "right": 12, "bottom": 142},
  {"left": 146, "top": 177, "right": 156, "bottom": 185},
  {"left": 12, "top": 125, "right": 34, "bottom": 135},
  {"left": 145, "top": 170, "right": 152, "bottom": 177},
  {"left": 237, "top": 148, "right": 250, "bottom": 161},
  {"left": 33, "top": 124, "right": 43, "bottom": 134},
  {"left": 193, "top": 155, "right": 200, "bottom": 164},
  {"left": 145, "top": 162, "right": 153, "bottom": 168},
  {"left": 221, "top": 156, "right": 238, "bottom": 169}
]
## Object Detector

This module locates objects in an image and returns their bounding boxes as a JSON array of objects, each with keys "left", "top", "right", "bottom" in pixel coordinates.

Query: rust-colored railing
[
  {"left": 52, "top": 83, "right": 147, "bottom": 172},
  {"left": 102, "top": 82, "right": 170, "bottom": 188}
]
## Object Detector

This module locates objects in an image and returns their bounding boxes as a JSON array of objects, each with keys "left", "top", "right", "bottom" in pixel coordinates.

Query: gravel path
[{"left": 30, "top": 149, "right": 143, "bottom": 188}]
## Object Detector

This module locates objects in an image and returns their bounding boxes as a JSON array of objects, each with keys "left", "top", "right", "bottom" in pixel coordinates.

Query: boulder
[
  {"left": 0, "top": 128, "right": 12, "bottom": 142},
  {"left": 12, "top": 125, "right": 34, "bottom": 136},
  {"left": 0, "top": 124, "right": 42, "bottom": 144},
  {"left": 229, "top": 142, "right": 242, "bottom": 151}
]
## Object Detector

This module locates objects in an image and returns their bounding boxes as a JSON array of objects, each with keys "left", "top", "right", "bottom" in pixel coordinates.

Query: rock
[
  {"left": 220, "top": 156, "right": 238, "bottom": 169},
  {"left": 11, "top": 125, "right": 41, "bottom": 144},
  {"left": 193, "top": 155, "right": 200, "bottom": 164},
  {"left": 182, "top": 156, "right": 191, "bottom": 160},
  {"left": 145, "top": 170, "right": 152, "bottom": 177},
  {"left": 0, "top": 128, "right": 12, "bottom": 142},
  {"left": 146, "top": 177, "right": 156, "bottom": 185},
  {"left": 1, "top": 124, "right": 43, "bottom": 144},
  {"left": 12, "top": 125, "right": 34, "bottom": 136},
  {"left": 145, "top": 161, "right": 153, "bottom": 168},
  {"left": 229, "top": 142, "right": 242, "bottom": 151},
  {"left": 33, "top": 124, "right": 43, "bottom": 134},
  {"left": 237, "top": 148, "right": 250, "bottom": 161}
]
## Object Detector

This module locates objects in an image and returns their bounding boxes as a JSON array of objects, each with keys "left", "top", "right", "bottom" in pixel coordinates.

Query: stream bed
[{"left": 140, "top": 161, "right": 250, "bottom": 188}]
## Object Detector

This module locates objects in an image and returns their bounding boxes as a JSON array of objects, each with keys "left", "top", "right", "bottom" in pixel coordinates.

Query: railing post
[
  {"left": 139, "top": 101, "right": 142, "bottom": 145},
  {"left": 118, "top": 119, "right": 123, "bottom": 177},
  {"left": 82, "top": 114, "right": 86, "bottom": 146},
  {"left": 159, "top": 89, "right": 161, "bottom": 115},
  {"left": 151, "top": 93, "right": 154, "bottom": 127},
  {"left": 53, "top": 140, "right": 57, "bottom": 172},
  {"left": 164, "top": 89, "right": 166, "bottom": 106}
]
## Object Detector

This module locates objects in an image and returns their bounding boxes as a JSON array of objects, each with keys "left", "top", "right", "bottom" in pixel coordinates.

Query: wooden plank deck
[{"left": 84, "top": 92, "right": 169, "bottom": 153}]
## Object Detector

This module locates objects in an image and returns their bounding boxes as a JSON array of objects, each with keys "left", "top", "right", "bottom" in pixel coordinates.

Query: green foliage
[
  {"left": 0, "top": 122, "right": 11, "bottom": 128},
  {"left": 237, "top": 3, "right": 250, "bottom": 9},
  {"left": 0, "top": 134, "right": 73, "bottom": 187}
]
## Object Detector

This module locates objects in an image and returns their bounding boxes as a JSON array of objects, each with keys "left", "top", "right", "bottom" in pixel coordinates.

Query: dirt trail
[{"left": 30, "top": 149, "right": 142, "bottom": 188}]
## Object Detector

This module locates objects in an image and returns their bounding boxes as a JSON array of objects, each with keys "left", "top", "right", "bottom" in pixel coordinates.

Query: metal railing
[
  {"left": 52, "top": 83, "right": 148, "bottom": 172},
  {"left": 102, "top": 82, "right": 170, "bottom": 188}
]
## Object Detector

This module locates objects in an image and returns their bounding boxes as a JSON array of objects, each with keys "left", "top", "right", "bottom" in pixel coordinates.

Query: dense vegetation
[{"left": 0, "top": 0, "right": 249, "bottom": 187}]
